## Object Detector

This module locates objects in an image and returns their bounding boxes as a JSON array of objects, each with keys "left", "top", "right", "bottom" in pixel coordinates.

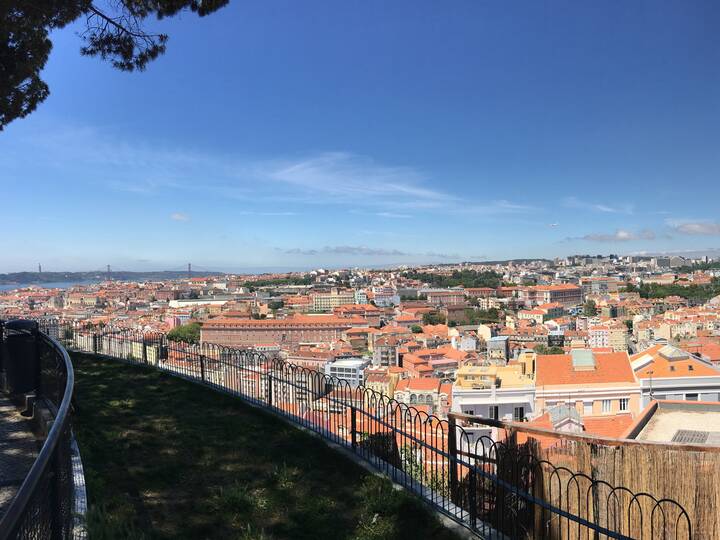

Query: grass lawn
[{"left": 72, "top": 353, "right": 460, "bottom": 540}]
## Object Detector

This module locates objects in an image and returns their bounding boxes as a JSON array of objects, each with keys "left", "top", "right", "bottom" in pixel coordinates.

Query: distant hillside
[{"left": 0, "top": 271, "right": 225, "bottom": 285}]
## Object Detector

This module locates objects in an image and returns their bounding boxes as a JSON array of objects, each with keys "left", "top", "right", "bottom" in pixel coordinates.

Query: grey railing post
[
  {"left": 199, "top": 355, "right": 206, "bottom": 382},
  {"left": 31, "top": 322, "right": 41, "bottom": 395},
  {"left": 468, "top": 466, "right": 477, "bottom": 530},
  {"left": 448, "top": 414, "right": 459, "bottom": 504},
  {"left": 351, "top": 405, "right": 357, "bottom": 451},
  {"left": 0, "top": 320, "right": 4, "bottom": 390},
  {"left": 266, "top": 373, "right": 273, "bottom": 407}
]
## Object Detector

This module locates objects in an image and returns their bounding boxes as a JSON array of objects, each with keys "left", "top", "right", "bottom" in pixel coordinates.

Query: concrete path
[{"left": 0, "top": 396, "right": 38, "bottom": 519}]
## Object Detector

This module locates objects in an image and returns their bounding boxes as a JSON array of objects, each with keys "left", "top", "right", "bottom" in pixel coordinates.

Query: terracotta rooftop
[
  {"left": 535, "top": 351, "right": 636, "bottom": 386},
  {"left": 630, "top": 344, "right": 720, "bottom": 379}
]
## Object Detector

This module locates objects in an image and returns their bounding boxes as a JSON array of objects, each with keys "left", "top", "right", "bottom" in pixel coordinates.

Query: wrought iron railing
[
  {"left": 51, "top": 321, "right": 696, "bottom": 539},
  {"left": 0, "top": 321, "right": 76, "bottom": 540}
]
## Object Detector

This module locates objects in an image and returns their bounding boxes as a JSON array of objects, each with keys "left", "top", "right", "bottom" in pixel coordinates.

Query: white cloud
[
  {"left": 563, "top": 196, "right": 634, "bottom": 215},
  {"left": 236, "top": 211, "right": 299, "bottom": 216},
  {"left": 279, "top": 245, "right": 459, "bottom": 259},
  {"left": 566, "top": 229, "right": 656, "bottom": 242},
  {"left": 170, "top": 212, "right": 190, "bottom": 222},
  {"left": 667, "top": 220, "right": 720, "bottom": 236},
  {"left": 9, "top": 123, "right": 536, "bottom": 219},
  {"left": 375, "top": 212, "right": 412, "bottom": 219},
  {"left": 267, "top": 152, "right": 452, "bottom": 205}
]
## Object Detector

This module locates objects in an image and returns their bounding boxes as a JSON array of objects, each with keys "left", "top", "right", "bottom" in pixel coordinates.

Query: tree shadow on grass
[{"left": 73, "top": 353, "right": 459, "bottom": 540}]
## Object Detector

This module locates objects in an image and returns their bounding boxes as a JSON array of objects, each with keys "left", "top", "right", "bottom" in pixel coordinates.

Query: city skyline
[{"left": 3, "top": 1, "right": 720, "bottom": 271}]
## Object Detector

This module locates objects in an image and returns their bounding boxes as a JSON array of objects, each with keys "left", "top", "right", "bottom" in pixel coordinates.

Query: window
[
  {"left": 583, "top": 402, "right": 593, "bottom": 416},
  {"left": 513, "top": 407, "right": 525, "bottom": 421},
  {"left": 686, "top": 394, "right": 698, "bottom": 401},
  {"left": 488, "top": 406, "right": 499, "bottom": 420},
  {"left": 601, "top": 399, "right": 612, "bottom": 414},
  {"left": 464, "top": 409, "right": 475, "bottom": 416},
  {"left": 619, "top": 398, "right": 629, "bottom": 411}
]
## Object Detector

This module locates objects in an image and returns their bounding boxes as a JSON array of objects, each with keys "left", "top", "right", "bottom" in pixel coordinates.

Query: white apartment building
[
  {"left": 312, "top": 289, "right": 356, "bottom": 312},
  {"left": 451, "top": 363, "right": 535, "bottom": 422},
  {"left": 324, "top": 357, "right": 371, "bottom": 387}
]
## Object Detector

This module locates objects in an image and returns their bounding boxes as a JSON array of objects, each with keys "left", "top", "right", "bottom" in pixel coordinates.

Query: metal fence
[
  {"left": 52, "top": 320, "right": 693, "bottom": 539},
  {"left": 0, "top": 321, "right": 76, "bottom": 540}
]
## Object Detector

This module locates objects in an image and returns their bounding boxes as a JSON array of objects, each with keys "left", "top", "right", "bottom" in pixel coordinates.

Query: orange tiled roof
[
  {"left": 395, "top": 378, "right": 441, "bottom": 392},
  {"left": 203, "top": 314, "right": 366, "bottom": 327},
  {"left": 631, "top": 344, "right": 720, "bottom": 379},
  {"left": 535, "top": 352, "right": 636, "bottom": 386}
]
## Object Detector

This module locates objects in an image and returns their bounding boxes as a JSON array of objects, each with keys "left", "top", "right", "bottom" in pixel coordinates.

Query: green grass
[{"left": 72, "top": 353, "right": 460, "bottom": 540}]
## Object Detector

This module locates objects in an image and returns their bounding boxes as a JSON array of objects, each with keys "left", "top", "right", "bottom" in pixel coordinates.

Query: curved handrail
[
  {"left": 57, "top": 321, "right": 697, "bottom": 538},
  {"left": 0, "top": 332, "right": 75, "bottom": 539}
]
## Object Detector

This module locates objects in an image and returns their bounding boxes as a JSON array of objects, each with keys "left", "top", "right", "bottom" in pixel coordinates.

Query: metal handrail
[
  {"left": 50, "top": 321, "right": 697, "bottom": 538},
  {"left": 0, "top": 332, "right": 75, "bottom": 539}
]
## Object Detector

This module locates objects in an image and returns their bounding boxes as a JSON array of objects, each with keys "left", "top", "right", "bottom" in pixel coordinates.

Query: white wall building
[{"left": 324, "top": 357, "right": 371, "bottom": 387}]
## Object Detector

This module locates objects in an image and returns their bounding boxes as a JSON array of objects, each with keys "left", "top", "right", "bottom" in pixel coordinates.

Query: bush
[{"left": 166, "top": 322, "right": 201, "bottom": 344}]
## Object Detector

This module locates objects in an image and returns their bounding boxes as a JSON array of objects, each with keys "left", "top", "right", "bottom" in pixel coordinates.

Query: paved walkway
[{"left": 0, "top": 396, "right": 38, "bottom": 519}]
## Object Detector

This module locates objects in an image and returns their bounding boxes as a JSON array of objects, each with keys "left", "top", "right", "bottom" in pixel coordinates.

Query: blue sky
[{"left": 2, "top": 1, "right": 720, "bottom": 272}]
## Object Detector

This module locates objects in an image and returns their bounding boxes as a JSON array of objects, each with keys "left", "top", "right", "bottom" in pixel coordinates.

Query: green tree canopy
[
  {"left": 166, "top": 322, "right": 201, "bottom": 344},
  {"left": 422, "top": 312, "right": 446, "bottom": 325},
  {"left": 622, "top": 279, "right": 720, "bottom": 302},
  {"left": 1, "top": 1, "right": 229, "bottom": 130},
  {"left": 535, "top": 344, "right": 565, "bottom": 355},
  {"left": 583, "top": 299, "right": 598, "bottom": 316},
  {"left": 410, "top": 324, "right": 423, "bottom": 333},
  {"left": 403, "top": 270, "right": 502, "bottom": 289}
]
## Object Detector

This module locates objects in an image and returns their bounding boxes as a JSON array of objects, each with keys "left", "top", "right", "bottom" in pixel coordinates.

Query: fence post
[
  {"left": 92, "top": 331, "right": 98, "bottom": 355},
  {"left": 448, "top": 414, "right": 459, "bottom": 504},
  {"left": 142, "top": 338, "right": 148, "bottom": 364},
  {"left": 468, "top": 467, "right": 477, "bottom": 530},
  {"left": 199, "top": 355, "right": 206, "bottom": 382},
  {"left": 351, "top": 405, "right": 357, "bottom": 451},
  {"left": 266, "top": 373, "right": 273, "bottom": 407},
  {"left": 0, "top": 320, "right": 4, "bottom": 389},
  {"left": 31, "top": 322, "right": 42, "bottom": 395}
]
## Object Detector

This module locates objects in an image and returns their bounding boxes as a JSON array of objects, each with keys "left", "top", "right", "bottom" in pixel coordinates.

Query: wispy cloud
[
  {"left": 267, "top": 152, "right": 453, "bottom": 206},
  {"left": 375, "top": 212, "right": 412, "bottom": 219},
  {"left": 278, "top": 245, "right": 460, "bottom": 259},
  {"left": 667, "top": 219, "right": 720, "bottom": 236},
  {"left": 10, "top": 124, "right": 535, "bottom": 219},
  {"left": 236, "top": 210, "right": 299, "bottom": 216},
  {"left": 562, "top": 196, "right": 634, "bottom": 215},
  {"left": 459, "top": 200, "right": 538, "bottom": 215},
  {"left": 565, "top": 229, "right": 656, "bottom": 242},
  {"left": 170, "top": 212, "right": 190, "bottom": 222}
]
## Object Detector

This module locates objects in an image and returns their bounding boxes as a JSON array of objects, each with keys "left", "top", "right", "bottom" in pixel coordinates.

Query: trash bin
[{"left": 4, "top": 320, "right": 40, "bottom": 395}]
